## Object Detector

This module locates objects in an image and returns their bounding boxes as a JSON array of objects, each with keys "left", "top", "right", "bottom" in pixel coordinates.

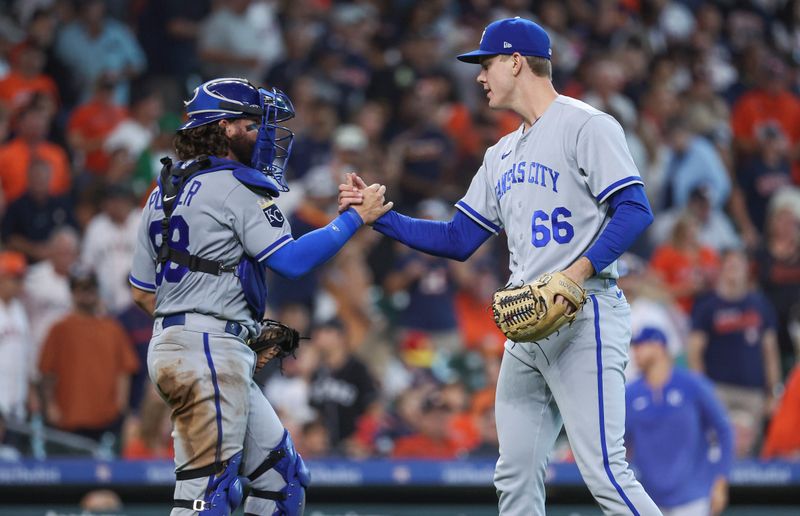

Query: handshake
[{"left": 338, "top": 172, "right": 392, "bottom": 225}]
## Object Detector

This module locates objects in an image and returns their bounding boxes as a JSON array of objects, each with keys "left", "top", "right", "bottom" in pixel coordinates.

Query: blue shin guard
[
  {"left": 246, "top": 430, "right": 310, "bottom": 516},
  {"left": 174, "top": 451, "right": 243, "bottom": 514}
]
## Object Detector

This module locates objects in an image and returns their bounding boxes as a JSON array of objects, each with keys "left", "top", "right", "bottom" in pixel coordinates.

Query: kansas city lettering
[{"left": 494, "top": 161, "right": 560, "bottom": 200}]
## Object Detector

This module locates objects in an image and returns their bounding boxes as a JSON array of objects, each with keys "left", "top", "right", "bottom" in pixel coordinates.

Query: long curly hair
[{"left": 173, "top": 123, "right": 229, "bottom": 161}]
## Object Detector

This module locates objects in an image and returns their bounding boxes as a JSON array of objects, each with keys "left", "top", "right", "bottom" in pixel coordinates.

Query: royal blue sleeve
[
  {"left": 695, "top": 375, "right": 734, "bottom": 478},
  {"left": 264, "top": 208, "right": 363, "bottom": 279},
  {"left": 372, "top": 209, "right": 493, "bottom": 261},
  {"left": 583, "top": 184, "right": 653, "bottom": 274}
]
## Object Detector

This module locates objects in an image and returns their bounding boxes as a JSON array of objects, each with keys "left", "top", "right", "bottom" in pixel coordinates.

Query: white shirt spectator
[
  {"left": 199, "top": 0, "right": 284, "bottom": 82},
  {"left": 0, "top": 298, "right": 31, "bottom": 421},
  {"left": 264, "top": 375, "right": 316, "bottom": 426},
  {"left": 81, "top": 209, "right": 140, "bottom": 313},
  {"left": 22, "top": 260, "right": 72, "bottom": 375},
  {"left": 103, "top": 119, "right": 155, "bottom": 159},
  {"left": 626, "top": 297, "right": 689, "bottom": 381}
]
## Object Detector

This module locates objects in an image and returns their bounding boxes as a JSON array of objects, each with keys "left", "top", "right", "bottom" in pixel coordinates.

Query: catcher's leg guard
[
  {"left": 174, "top": 451, "right": 243, "bottom": 515},
  {"left": 245, "top": 430, "right": 310, "bottom": 516}
]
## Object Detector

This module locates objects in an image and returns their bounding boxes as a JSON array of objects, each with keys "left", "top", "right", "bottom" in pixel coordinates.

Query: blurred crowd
[{"left": 0, "top": 0, "right": 798, "bottom": 467}]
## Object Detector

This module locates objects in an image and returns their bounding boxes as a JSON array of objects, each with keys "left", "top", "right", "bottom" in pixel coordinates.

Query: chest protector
[{"left": 157, "top": 155, "right": 281, "bottom": 319}]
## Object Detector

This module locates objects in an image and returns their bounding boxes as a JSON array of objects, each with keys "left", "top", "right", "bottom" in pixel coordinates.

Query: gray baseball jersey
[
  {"left": 130, "top": 168, "right": 292, "bottom": 331},
  {"left": 456, "top": 95, "right": 642, "bottom": 284},
  {"left": 458, "top": 96, "right": 661, "bottom": 515}
]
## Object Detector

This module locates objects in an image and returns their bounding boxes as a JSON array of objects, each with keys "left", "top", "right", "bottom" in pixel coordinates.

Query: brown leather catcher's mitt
[{"left": 492, "top": 272, "right": 587, "bottom": 342}]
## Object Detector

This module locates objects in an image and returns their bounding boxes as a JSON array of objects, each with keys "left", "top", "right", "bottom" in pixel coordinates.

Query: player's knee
[{"left": 245, "top": 429, "right": 310, "bottom": 516}]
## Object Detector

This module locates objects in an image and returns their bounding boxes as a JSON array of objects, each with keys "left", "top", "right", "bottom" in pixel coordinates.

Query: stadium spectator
[
  {"left": 0, "top": 101, "right": 70, "bottom": 204},
  {"left": 391, "top": 392, "right": 460, "bottom": 459},
  {"left": 383, "top": 200, "right": 464, "bottom": 362},
  {"left": 323, "top": 228, "right": 382, "bottom": 349},
  {"left": 439, "top": 381, "right": 479, "bottom": 452},
  {"left": 115, "top": 301, "right": 152, "bottom": 413},
  {"left": 102, "top": 82, "right": 164, "bottom": 181},
  {"left": 285, "top": 99, "right": 338, "bottom": 182},
  {"left": 38, "top": 267, "right": 139, "bottom": 442},
  {"left": 0, "top": 42, "right": 58, "bottom": 116},
  {"left": 136, "top": 0, "right": 210, "bottom": 87},
  {"left": 79, "top": 489, "right": 123, "bottom": 513},
  {"left": 54, "top": 0, "right": 146, "bottom": 105},
  {"left": 263, "top": 339, "right": 319, "bottom": 431},
  {"left": 308, "top": 318, "right": 377, "bottom": 448},
  {"left": 650, "top": 213, "right": 720, "bottom": 313},
  {"left": 582, "top": 56, "right": 637, "bottom": 130},
  {"left": 1, "top": 159, "right": 76, "bottom": 262},
  {"left": 737, "top": 124, "right": 794, "bottom": 237},
  {"left": 451, "top": 245, "right": 505, "bottom": 356},
  {"left": 466, "top": 400, "right": 499, "bottom": 458},
  {"left": 649, "top": 186, "right": 740, "bottom": 253},
  {"left": 22, "top": 228, "right": 79, "bottom": 376},
  {"left": 128, "top": 112, "right": 181, "bottom": 200},
  {"left": 681, "top": 67, "right": 731, "bottom": 146},
  {"left": 121, "top": 385, "right": 172, "bottom": 460},
  {"left": 0, "top": 252, "right": 32, "bottom": 423},
  {"left": 730, "top": 55, "right": 800, "bottom": 177},
  {"left": 688, "top": 249, "right": 781, "bottom": 457},
  {"left": 198, "top": 0, "right": 284, "bottom": 83},
  {"left": 617, "top": 253, "right": 688, "bottom": 377},
  {"left": 636, "top": 84, "right": 682, "bottom": 208},
  {"left": 80, "top": 184, "right": 140, "bottom": 313},
  {"left": 626, "top": 327, "right": 733, "bottom": 516},
  {"left": 762, "top": 357, "right": 800, "bottom": 460},
  {"left": 390, "top": 88, "right": 456, "bottom": 211},
  {"left": 661, "top": 116, "right": 731, "bottom": 211},
  {"left": 303, "top": 125, "right": 368, "bottom": 201},
  {"left": 0, "top": 104, "right": 9, "bottom": 146},
  {"left": 66, "top": 77, "right": 128, "bottom": 178},
  {"left": 297, "top": 419, "right": 332, "bottom": 459},
  {"left": 754, "top": 190, "right": 800, "bottom": 373}
]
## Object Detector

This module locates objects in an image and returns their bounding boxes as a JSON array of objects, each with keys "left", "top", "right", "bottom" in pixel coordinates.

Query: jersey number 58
[
  {"left": 531, "top": 207, "right": 574, "bottom": 247},
  {"left": 148, "top": 216, "right": 190, "bottom": 285}
]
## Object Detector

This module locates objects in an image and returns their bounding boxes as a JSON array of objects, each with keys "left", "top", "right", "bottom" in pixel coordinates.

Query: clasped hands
[{"left": 339, "top": 173, "right": 390, "bottom": 225}]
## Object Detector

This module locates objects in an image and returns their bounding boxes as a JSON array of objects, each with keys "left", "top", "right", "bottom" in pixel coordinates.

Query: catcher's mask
[{"left": 180, "top": 77, "right": 296, "bottom": 191}]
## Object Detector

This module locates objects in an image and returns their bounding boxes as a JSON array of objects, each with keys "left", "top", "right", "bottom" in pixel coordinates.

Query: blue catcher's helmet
[{"left": 180, "top": 78, "right": 296, "bottom": 191}]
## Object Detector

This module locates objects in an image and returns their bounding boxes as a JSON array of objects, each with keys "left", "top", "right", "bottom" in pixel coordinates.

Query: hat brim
[{"left": 456, "top": 49, "right": 499, "bottom": 63}]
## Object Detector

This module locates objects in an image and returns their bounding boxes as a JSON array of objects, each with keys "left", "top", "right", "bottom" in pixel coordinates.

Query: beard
[{"left": 228, "top": 132, "right": 255, "bottom": 166}]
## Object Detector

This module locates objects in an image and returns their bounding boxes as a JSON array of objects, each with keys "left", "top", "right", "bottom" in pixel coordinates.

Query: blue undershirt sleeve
[
  {"left": 583, "top": 184, "right": 653, "bottom": 274},
  {"left": 264, "top": 208, "right": 363, "bottom": 279},
  {"left": 372, "top": 209, "right": 493, "bottom": 261}
]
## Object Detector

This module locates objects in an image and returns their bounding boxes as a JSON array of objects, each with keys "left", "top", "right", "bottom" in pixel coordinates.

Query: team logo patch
[{"left": 261, "top": 200, "right": 285, "bottom": 228}]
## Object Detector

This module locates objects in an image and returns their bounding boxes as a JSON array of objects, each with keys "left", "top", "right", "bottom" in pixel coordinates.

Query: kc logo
[
  {"left": 264, "top": 204, "right": 284, "bottom": 227},
  {"left": 259, "top": 198, "right": 285, "bottom": 228}
]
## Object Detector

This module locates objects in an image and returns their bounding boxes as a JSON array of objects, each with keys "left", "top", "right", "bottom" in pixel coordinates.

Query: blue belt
[{"left": 162, "top": 313, "right": 245, "bottom": 338}]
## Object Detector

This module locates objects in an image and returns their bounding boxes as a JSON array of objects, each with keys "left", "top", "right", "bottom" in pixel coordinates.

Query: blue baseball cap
[
  {"left": 457, "top": 17, "right": 552, "bottom": 64},
  {"left": 631, "top": 327, "right": 668, "bottom": 347}
]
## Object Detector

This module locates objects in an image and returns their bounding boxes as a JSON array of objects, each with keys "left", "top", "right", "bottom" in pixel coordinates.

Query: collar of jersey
[{"left": 174, "top": 156, "right": 282, "bottom": 197}]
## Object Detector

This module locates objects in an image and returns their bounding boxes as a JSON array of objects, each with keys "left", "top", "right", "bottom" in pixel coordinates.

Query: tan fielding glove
[{"left": 492, "top": 271, "right": 587, "bottom": 342}]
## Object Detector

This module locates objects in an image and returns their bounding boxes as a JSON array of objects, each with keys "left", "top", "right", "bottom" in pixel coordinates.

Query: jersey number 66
[{"left": 531, "top": 207, "right": 574, "bottom": 247}]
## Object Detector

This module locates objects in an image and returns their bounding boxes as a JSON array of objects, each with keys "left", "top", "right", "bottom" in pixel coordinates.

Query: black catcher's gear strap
[{"left": 157, "top": 156, "right": 236, "bottom": 277}]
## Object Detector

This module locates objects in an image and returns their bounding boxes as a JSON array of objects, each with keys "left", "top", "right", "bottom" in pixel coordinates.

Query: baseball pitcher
[
  {"left": 340, "top": 18, "right": 661, "bottom": 516},
  {"left": 129, "top": 78, "right": 389, "bottom": 515}
]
